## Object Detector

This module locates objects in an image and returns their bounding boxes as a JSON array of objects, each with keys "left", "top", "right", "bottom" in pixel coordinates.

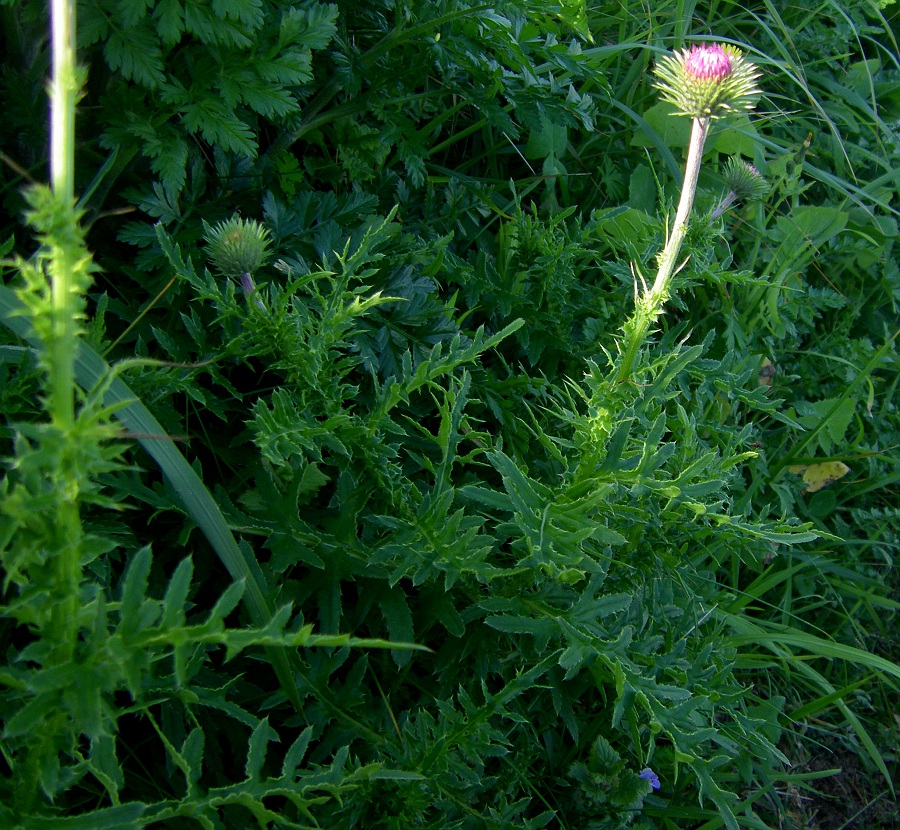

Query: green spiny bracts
[{"left": 203, "top": 216, "right": 272, "bottom": 278}]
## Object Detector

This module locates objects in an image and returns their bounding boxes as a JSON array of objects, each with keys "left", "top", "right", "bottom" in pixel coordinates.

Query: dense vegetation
[{"left": 1, "top": 0, "right": 898, "bottom": 828}]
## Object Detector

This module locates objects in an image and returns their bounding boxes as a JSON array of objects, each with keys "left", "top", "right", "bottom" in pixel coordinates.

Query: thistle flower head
[
  {"left": 203, "top": 215, "right": 272, "bottom": 277},
  {"left": 653, "top": 42, "right": 761, "bottom": 118},
  {"left": 724, "top": 157, "right": 769, "bottom": 201},
  {"left": 685, "top": 44, "right": 732, "bottom": 81}
]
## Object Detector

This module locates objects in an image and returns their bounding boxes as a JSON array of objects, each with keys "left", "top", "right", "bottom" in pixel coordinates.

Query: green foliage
[
  {"left": 79, "top": 0, "right": 339, "bottom": 193},
  {"left": 2, "top": 0, "right": 899, "bottom": 828}
]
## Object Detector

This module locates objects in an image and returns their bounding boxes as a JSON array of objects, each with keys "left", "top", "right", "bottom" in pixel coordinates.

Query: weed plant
[{"left": 1, "top": 1, "right": 898, "bottom": 828}]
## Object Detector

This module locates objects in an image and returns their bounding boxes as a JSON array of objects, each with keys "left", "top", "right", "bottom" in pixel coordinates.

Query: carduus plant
[{"left": 616, "top": 43, "right": 762, "bottom": 382}]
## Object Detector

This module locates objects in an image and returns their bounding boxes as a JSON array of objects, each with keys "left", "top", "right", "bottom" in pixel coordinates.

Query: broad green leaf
[
  {"left": 524, "top": 115, "right": 568, "bottom": 160},
  {"left": 707, "top": 114, "right": 759, "bottom": 156},
  {"left": 628, "top": 164, "right": 657, "bottom": 213},
  {"left": 591, "top": 736, "right": 622, "bottom": 767},
  {"left": 771, "top": 206, "right": 849, "bottom": 275},
  {"left": 632, "top": 101, "right": 692, "bottom": 150},
  {"left": 592, "top": 206, "right": 656, "bottom": 252}
]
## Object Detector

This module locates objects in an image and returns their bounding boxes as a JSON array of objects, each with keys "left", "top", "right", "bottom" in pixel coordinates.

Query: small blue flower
[{"left": 639, "top": 768, "right": 661, "bottom": 790}]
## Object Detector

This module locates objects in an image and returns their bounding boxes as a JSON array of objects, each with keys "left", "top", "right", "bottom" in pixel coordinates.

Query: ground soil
[{"left": 781, "top": 752, "right": 898, "bottom": 830}]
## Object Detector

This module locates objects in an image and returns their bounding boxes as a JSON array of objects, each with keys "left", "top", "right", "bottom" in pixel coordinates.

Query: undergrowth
[{"left": 1, "top": 0, "right": 898, "bottom": 828}]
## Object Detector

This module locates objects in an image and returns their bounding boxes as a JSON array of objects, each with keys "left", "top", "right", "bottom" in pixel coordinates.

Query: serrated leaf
[
  {"left": 119, "top": 547, "right": 162, "bottom": 637},
  {"left": 207, "top": 580, "right": 246, "bottom": 624},
  {"left": 153, "top": 0, "right": 185, "bottom": 45},
  {"left": 146, "top": 133, "right": 188, "bottom": 194},
  {"left": 610, "top": 771, "right": 653, "bottom": 808},
  {"left": 246, "top": 717, "right": 279, "bottom": 781},
  {"left": 380, "top": 587, "right": 415, "bottom": 668},
  {"left": 184, "top": 2, "right": 252, "bottom": 47},
  {"left": 180, "top": 98, "right": 258, "bottom": 156},
  {"left": 457, "top": 484, "right": 513, "bottom": 511},
  {"left": 281, "top": 726, "right": 314, "bottom": 778},
  {"left": 485, "top": 615, "right": 555, "bottom": 637},
  {"left": 89, "top": 735, "right": 124, "bottom": 804},
  {"left": 593, "top": 525, "right": 627, "bottom": 545},
  {"left": 3, "top": 693, "right": 58, "bottom": 739},
  {"left": 694, "top": 760, "right": 740, "bottom": 830},
  {"left": 21, "top": 803, "right": 146, "bottom": 829},
  {"left": 279, "top": 3, "right": 339, "bottom": 51},
  {"left": 182, "top": 728, "right": 204, "bottom": 789},
  {"left": 161, "top": 557, "right": 193, "bottom": 629},
  {"left": 590, "top": 735, "right": 622, "bottom": 768},
  {"left": 240, "top": 78, "right": 298, "bottom": 118},
  {"left": 121, "top": 546, "right": 152, "bottom": 612},
  {"left": 104, "top": 25, "right": 166, "bottom": 88},
  {"left": 212, "top": 0, "right": 264, "bottom": 29}
]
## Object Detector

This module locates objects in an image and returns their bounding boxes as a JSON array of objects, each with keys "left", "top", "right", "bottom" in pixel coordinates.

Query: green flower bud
[
  {"left": 203, "top": 216, "right": 272, "bottom": 277},
  {"left": 653, "top": 43, "right": 761, "bottom": 118},
  {"left": 711, "top": 158, "right": 770, "bottom": 218},
  {"left": 723, "top": 157, "right": 769, "bottom": 201}
]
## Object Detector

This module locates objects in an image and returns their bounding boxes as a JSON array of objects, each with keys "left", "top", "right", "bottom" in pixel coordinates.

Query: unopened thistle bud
[
  {"left": 711, "top": 158, "right": 769, "bottom": 218},
  {"left": 203, "top": 216, "right": 272, "bottom": 278},
  {"left": 653, "top": 43, "right": 761, "bottom": 118},
  {"left": 723, "top": 157, "right": 769, "bottom": 201}
]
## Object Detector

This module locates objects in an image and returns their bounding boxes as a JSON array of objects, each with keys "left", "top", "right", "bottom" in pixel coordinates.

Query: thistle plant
[
  {"left": 0, "top": 0, "right": 110, "bottom": 815},
  {"left": 616, "top": 43, "right": 761, "bottom": 382},
  {"left": 1, "top": 6, "right": 413, "bottom": 824}
]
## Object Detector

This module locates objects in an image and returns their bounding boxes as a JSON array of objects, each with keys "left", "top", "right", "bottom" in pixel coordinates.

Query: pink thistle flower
[
  {"left": 653, "top": 42, "right": 760, "bottom": 118},
  {"left": 684, "top": 44, "right": 732, "bottom": 82}
]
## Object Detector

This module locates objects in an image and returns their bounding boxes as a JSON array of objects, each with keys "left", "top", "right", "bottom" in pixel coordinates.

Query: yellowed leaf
[{"left": 788, "top": 461, "right": 851, "bottom": 493}]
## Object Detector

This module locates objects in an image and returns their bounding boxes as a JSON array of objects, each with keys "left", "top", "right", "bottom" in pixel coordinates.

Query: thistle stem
[
  {"left": 616, "top": 115, "right": 710, "bottom": 383},
  {"left": 47, "top": 0, "right": 84, "bottom": 671},
  {"left": 710, "top": 191, "right": 737, "bottom": 220},
  {"left": 49, "top": 0, "right": 78, "bottom": 428},
  {"left": 241, "top": 271, "right": 267, "bottom": 311},
  {"left": 14, "top": 3, "right": 87, "bottom": 812},
  {"left": 51, "top": 0, "right": 76, "bottom": 204},
  {"left": 650, "top": 115, "right": 709, "bottom": 299}
]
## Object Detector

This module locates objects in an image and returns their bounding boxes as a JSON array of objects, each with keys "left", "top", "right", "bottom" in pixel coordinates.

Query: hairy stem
[
  {"left": 49, "top": 0, "right": 79, "bottom": 427},
  {"left": 616, "top": 116, "right": 710, "bottom": 383}
]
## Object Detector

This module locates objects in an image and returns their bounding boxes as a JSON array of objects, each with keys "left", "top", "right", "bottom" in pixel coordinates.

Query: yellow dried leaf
[{"left": 788, "top": 461, "right": 851, "bottom": 493}]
